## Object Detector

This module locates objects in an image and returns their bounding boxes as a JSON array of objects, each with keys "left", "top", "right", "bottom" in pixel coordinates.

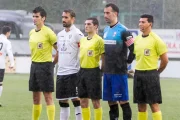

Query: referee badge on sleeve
[
  {"left": 87, "top": 50, "right": 93, "bottom": 57},
  {"left": 37, "top": 42, "right": 43, "bottom": 49},
  {"left": 144, "top": 49, "right": 150, "bottom": 56}
]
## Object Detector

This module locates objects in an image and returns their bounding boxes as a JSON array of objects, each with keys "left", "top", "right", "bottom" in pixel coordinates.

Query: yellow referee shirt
[
  {"left": 80, "top": 34, "right": 104, "bottom": 68},
  {"left": 29, "top": 25, "right": 57, "bottom": 62},
  {"left": 134, "top": 31, "right": 167, "bottom": 70}
]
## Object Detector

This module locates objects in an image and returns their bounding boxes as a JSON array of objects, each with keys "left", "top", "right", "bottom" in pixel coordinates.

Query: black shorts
[
  {"left": 78, "top": 67, "right": 102, "bottom": 99},
  {"left": 56, "top": 73, "right": 78, "bottom": 100},
  {"left": 133, "top": 69, "right": 162, "bottom": 104},
  {"left": 0, "top": 69, "right": 5, "bottom": 83},
  {"left": 29, "top": 62, "right": 54, "bottom": 92}
]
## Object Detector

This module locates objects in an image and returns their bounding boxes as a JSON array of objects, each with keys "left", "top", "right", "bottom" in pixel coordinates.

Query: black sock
[
  {"left": 121, "top": 102, "right": 132, "bottom": 120},
  {"left": 109, "top": 104, "right": 119, "bottom": 120}
]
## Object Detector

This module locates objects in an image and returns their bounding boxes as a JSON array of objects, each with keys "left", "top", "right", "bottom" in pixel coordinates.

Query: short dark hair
[
  {"left": 140, "top": 14, "right": 154, "bottom": 23},
  {"left": 63, "top": 9, "right": 76, "bottom": 18},
  {"left": 105, "top": 3, "right": 119, "bottom": 14},
  {"left": 33, "top": 6, "right": 47, "bottom": 18},
  {"left": 86, "top": 17, "right": 99, "bottom": 27},
  {"left": 1, "top": 26, "right": 11, "bottom": 35}
]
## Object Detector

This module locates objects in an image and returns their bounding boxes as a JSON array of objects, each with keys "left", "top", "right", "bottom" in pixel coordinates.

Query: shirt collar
[
  {"left": 64, "top": 24, "right": 75, "bottom": 33},
  {"left": 87, "top": 34, "right": 97, "bottom": 40},
  {"left": 35, "top": 25, "right": 45, "bottom": 32},
  {"left": 69, "top": 24, "right": 75, "bottom": 31},
  {"left": 110, "top": 22, "right": 119, "bottom": 28}
]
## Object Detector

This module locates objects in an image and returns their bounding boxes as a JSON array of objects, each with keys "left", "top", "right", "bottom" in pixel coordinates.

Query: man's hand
[
  {"left": 127, "top": 63, "right": 131, "bottom": 69},
  {"left": 158, "top": 52, "right": 168, "bottom": 73},
  {"left": 9, "top": 66, "right": 14, "bottom": 69}
]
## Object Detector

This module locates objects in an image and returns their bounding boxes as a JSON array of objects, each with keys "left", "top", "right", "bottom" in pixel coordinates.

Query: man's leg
[
  {"left": 72, "top": 98, "right": 82, "bottom": 120},
  {"left": 32, "top": 92, "right": 42, "bottom": 120},
  {"left": 0, "top": 83, "right": 3, "bottom": 97},
  {"left": 108, "top": 101, "right": 119, "bottom": 120},
  {"left": 119, "top": 101, "right": 132, "bottom": 120},
  {"left": 115, "top": 74, "right": 132, "bottom": 120},
  {"left": 0, "top": 82, "right": 3, "bottom": 107},
  {"left": 59, "top": 100, "right": 70, "bottom": 120},
  {"left": 44, "top": 92, "right": 55, "bottom": 120},
  {"left": 150, "top": 103, "right": 162, "bottom": 120},
  {"left": 148, "top": 70, "right": 162, "bottom": 120},
  {"left": 56, "top": 75, "right": 70, "bottom": 120},
  {"left": 138, "top": 104, "right": 148, "bottom": 120},
  {"left": 29, "top": 63, "right": 42, "bottom": 120},
  {"left": 0, "top": 69, "right": 5, "bottom": 106},
  {"left": 103, "top": 74, "right": 118, "bottom": 120},
  {"left": 81, "top": 98, "right": 91, "bottom": 120},
  {"left": 92, "top": 99, "right": 102, "bottom": 120},
  {"left": 133, "top": 71, "right": 148, "bottom": 120}
]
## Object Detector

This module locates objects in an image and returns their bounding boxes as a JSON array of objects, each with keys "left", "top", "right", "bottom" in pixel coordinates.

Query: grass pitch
[{"left": 0, "top": 74, "right": 180, "bottom": 120}]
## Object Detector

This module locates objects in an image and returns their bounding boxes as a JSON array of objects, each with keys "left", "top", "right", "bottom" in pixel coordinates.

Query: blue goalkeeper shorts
[{"left": 103, "top": 74, "right": 129, "bottom": 101}]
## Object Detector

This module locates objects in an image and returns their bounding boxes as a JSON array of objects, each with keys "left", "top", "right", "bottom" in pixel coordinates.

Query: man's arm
[
  {"left": 158, "top": 52, "right": 168, "bottom": 73},
  {"left": 101, "top": 53, "right": 105, "bottom": 72},
  {"left": 75, "top": 31, "right": 84, "bottom": 44},
  {"left": 127, "top": 44, "right": 135, "bottom": 64},
  {"left": 52, "top": 43, "right": 58, "bottom": 65},
  {"left": 53, "top": 51, "right": 58, "bottom": 65},
  {"left": 53, "top": 43, "right": 57, "bottom": 50},
  {"left": 6, "top": 41, "right": 14, "bottom": 68},
  {"left": 122, "top": 31, "right": 135, "bottom": 64}
]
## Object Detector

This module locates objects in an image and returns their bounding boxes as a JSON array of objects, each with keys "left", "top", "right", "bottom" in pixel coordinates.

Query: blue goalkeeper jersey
[{"left": 103, "top": 22, "right": 128, "bottom": 74}]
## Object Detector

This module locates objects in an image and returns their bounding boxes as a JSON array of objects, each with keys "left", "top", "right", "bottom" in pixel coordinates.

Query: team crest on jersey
[
  {"left": 61, "top": 43, "right": 67, "bottom": 51},
  {"left": 113, "top": 32, "right": 117, "bottom": 37},
  {"left": 69, "top": 34, "right": 72, "bottom": 39},
  {"left": 37, "top": 42, "right": 43, "bottom": 49},
  {"left": 87, "top": 50, "right": 93, "bottom": 56},
  {"left": 144, "top": 49, "right": 150, "bottom": 56},
  {"left": 103, "top": 32, "right": 107, "bottom": 38}
]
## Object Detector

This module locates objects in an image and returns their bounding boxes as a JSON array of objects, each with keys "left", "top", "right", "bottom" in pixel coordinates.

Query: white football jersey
[
  {"left": 57, "top": 25, "right": 84, "bottom": 75},
  {"left": 0, "top": 34, "right": 14, "bottom": 69}
]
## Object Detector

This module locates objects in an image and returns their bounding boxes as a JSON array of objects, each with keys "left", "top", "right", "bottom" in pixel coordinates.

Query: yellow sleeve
[
  {"left": 155, "top": 38, "right": 168, "bottom": 56},
  {"left": 48, "top": 29, "right": 57, "bottom": 45},
  {"left": 133, "top": 36, "right": 139, "bottom": 54},
  {"left": 80, "top": 37, "right": 85, "bottom": 47},
  {"left": 99, "top": 38, "right": 105, "bottom": 54}
]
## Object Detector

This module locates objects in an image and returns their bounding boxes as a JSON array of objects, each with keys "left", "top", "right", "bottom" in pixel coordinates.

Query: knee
[
  {"left": 150, "top": 103, "right": 160, "bottom": 112},
  {"left": 92, "top": 99, "right": 101, "bottom": 109},
  {"left": 138, "top": 104, "right": 147, "bottom": 112},
  {"left": 108, "top": 101, "right": 118, "bottom": 106},
  {"left": 80, "top": 99, "right": 89, "bottom": 108},
  {"left": 44, "top": 93, "right": 53, "bottom": 105},
  {"left": 45, "top": 95, "right": 52, "bottom": 102},
  {"left": 119, "top": 101, "right": 129, "bottom": 105},
  {"left": 33, "top": 95, "right": 40, "bottom": 104}
]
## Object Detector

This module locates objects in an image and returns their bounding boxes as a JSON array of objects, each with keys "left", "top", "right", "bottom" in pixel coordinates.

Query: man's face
[
  {"left": 33, "top": 12, "right": 45, "bottom": 26},
  {"left": 104, "top": 6, "right": 117, "bottom": 24},
  {"left": 139, "top": 18, "right": 152, "bottom": 32},
  {"left": 85, "top": 20, "right": 97, "bottom": 33},
  {"left": 62, "top": 12, "right": 74, "bottom": 28}
]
